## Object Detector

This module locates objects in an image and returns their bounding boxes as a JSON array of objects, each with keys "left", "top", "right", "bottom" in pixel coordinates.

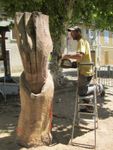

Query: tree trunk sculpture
[{"left": 15, "top": 12, "right": 54, "bottom": 147}]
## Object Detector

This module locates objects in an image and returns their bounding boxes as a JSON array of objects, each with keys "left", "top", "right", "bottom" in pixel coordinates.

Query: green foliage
[
  {"left": 1, "top": 0, "right": 113, "bottom": 46},
  {"left": 0, "top": 0, "right": 74, "bottom": 48},
  {"left": 71, "top": 0, "right": 113, "bottom": 31}
]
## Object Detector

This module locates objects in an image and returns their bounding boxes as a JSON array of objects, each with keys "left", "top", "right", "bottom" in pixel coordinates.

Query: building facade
[
  {"left": 0, "top": 19, "right": 23, "bottom": 75},
  {"left": 66, "top": 25, "right": 113, "bottom": 66}
]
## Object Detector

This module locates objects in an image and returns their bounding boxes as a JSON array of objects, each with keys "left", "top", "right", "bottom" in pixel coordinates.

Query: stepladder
[{"left": 70, "top": 62, "right": 98, "bottom": 149}]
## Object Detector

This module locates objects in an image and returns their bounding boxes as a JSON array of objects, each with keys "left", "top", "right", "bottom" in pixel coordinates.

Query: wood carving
[{"left": 15, "top": 12, "right": 54, "bottom": 147}]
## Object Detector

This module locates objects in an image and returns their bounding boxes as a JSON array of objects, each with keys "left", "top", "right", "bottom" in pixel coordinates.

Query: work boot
[{"left": 98, "top": 84, "right": 105, "bottom": 97}]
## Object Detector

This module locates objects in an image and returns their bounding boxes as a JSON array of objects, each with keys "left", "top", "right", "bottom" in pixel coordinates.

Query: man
[{"left": 62, "top": 26, "right": 104, "bottom": 97}]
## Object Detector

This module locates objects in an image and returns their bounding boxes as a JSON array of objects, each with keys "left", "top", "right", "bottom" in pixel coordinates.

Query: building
[
  {"left": 66, "top": 25, "right": 113, "bottom": 66},
  {"left": 0, "top": 18, "right": 23, "bottom": 75}
]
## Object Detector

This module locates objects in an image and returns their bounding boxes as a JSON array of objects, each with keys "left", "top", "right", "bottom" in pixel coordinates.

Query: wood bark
[{"left": 15, "top": 12, "right": 54, "bottom": 147}]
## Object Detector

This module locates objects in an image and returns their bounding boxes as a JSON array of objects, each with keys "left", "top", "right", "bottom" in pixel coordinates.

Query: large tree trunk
[
  {"left": 49, "top": 36, "right": 64, "bottom": 87},
  {"left": 50, "top": 1, "right": 75, "bottom": 88},
  {"left": 15, "top": 12, "right": 54, "bottom": 147}
]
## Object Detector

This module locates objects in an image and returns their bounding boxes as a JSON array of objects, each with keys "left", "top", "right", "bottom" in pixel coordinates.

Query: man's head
[{"left": 67, "top": 26, "right": 82, "bottom": 40}]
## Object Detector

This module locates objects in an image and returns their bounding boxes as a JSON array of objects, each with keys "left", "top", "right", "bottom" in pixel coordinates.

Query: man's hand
[
  {"left": 62, "top": 52, "right": 84, "bottom": 60},
  {"left": 62, "top": 54, "right": 70, "bottom": 60}
]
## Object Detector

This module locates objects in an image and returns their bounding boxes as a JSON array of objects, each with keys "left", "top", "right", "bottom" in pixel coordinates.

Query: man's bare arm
[{"left": 62, "top": 52, "right": 84, "bottom": 61}]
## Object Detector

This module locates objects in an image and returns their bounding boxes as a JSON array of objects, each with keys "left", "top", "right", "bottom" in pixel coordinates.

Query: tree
[
  {"left": 15, "top": 12, "right": 54, "bottom": 147},
  {"left": 1, "top": 0, "right": 113, "bottom": 86}
]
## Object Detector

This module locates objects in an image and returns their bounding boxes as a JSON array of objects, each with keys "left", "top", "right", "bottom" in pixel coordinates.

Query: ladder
[{"left": 70, "top": 63, "right": 98, "bottom": 149}]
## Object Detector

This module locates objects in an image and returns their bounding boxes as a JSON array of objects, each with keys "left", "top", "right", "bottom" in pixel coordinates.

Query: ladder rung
[
  {"left": 79, "top": 111, "right": 95, "bottom": 115},
  {"left": 79, "top": 118, "right": 95, "bottom": 123},
  {"left": 79, "top": 95, "right": 94, "bottom": 100},
  {"left": 78, "top": 103, "right": 94, "bottom": 106}
]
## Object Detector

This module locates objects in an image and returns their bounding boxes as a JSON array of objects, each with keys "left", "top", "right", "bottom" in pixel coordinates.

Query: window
[
  {"left": 10, "top": 25, "right": 16, "bottom": 42},
  {"left": 89, "top": 29, "right": 94, "bottom": 39},
  {"left": 104, "top": 30, "right": 109, "bottom": 44}
]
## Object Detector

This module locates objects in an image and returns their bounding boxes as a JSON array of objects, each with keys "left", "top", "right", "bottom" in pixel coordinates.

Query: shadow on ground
[
  {"left": 0, "top": 83, "right": 113, "bottom": 149},
  {"left": 52, "top": 84, "right": 113, "bottom": 145},
  {"left": 52, "top": 87, "right": 94, "bottom": 145},
  {"left": 0, "top": 96, "right": 20, "bottom": 150}
]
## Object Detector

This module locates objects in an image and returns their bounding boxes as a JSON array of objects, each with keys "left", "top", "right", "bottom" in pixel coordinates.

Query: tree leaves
[{"left": 1, "top": 0, "right": 113, "bottom": 46}]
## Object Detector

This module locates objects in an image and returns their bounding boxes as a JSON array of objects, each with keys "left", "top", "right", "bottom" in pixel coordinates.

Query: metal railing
[{"left": 97, "top": 65, "right": 113, "bottom": 87}]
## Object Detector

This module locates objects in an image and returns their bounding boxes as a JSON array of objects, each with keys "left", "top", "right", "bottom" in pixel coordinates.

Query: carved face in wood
[
  {"left": 15, "top": 12, "right": 53, "bottom": 93},
  {"left": 15, "top": 12, "right": 53, "bottom": 74}
]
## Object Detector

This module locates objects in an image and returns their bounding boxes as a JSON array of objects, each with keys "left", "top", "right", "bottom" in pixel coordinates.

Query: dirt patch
[{"left": 0, "top": 86, "right": 113, "bottom": 150}]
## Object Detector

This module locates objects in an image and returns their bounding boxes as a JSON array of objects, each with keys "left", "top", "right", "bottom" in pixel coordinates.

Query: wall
[
  {"left": 1, "top": 29, "right": 23, "bottom": 75},
  {"left": 99, "top": 31, "right": 113, "bottom": 65}
]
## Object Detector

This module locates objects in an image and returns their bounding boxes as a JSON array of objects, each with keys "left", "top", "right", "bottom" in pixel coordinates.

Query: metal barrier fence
[{"left": 97, "top": 65, "right": 113, "bottom": 87}]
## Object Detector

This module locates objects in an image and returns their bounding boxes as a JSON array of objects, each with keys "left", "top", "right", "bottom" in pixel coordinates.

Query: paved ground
[{"left": 0, "top": 70, "right": 113, "bottom": 150}]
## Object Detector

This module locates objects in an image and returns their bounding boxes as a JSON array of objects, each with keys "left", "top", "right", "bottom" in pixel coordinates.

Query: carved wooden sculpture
[{"left": 15, "top": 12, "right": 54, "bottom": 147}]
